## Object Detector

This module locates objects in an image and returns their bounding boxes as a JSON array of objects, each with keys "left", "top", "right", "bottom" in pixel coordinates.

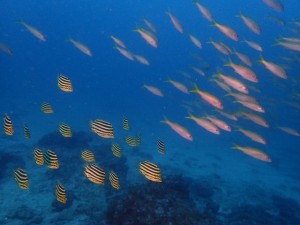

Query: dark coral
[{"left": 106, "top": 175, "right": 220, "bottom": 225}]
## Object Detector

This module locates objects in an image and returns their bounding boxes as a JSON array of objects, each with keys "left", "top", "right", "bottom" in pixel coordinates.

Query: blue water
[{"left": 1, "top": 0, "right": 300, "bottom": 224}]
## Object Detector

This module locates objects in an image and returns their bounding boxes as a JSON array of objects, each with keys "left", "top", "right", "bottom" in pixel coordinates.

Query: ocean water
[{"left": 1, "top": 0, "right": 300, "bottom": 224}]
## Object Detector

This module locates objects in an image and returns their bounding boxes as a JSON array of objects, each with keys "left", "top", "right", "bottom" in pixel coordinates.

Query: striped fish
[
  {"left": 157, "top": 139, "right": 165, "bottom": 154},
  {"left": 56, "top": 184, "right": 67, "bottom": 204},
  {"left": 81, "top": 150, "right": 95, "bottom": 162},
  {"left": 41, "top": 102, "right": 53, "bottom": 113},
  {"left": 23, "top": 123, "right": 31, "bottom": 139},
  {"left": 111, "top": 143, "right": 121, "bottom": 157},
  {"left": 125, "top": 136, "right": 137, "bottom": 147},
  {"left": 84, "top": 164, "right": 105, "bottom": 185},
  {"left": 59, "top": 123, "right": 72, "bottom": 137},
  {"left": 58, "top": 74, "right": 73, "bottom": 92},
  {"left": 3, "top": 114, "right": 13, "bottom": 135},
  {"left": 91, "top": 119, "right": 114, "bottom": 139},
  {"left": 34, "top": 148, "right": 44, "bottom": 165},
  {"left": 122, "top": 117, "right": 129, "bottom": 130},
  {"left": 139, "top": 161, "right": 162, "bottom": 182},
  {"left": 44, "top": 149, "right": 59, "bottom": 169},
  {"left": 136, "top": 132, "right": 141, "bottom": 146},
  {"left": 109, "top": 171, "right": 120, "bottom": 190},
  {"left": 3, "top": 114, "right": 14, "bottom": 135},
  {"left": 14, "top": 168, "right": 29, "bottom": 189}
]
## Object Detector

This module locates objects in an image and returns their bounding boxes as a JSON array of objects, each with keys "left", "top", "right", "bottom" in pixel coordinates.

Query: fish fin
[
  {"left": 231, "top": 144, "right": 240, "bottom": 150},
  {"left": 224, "top": 57, "right": 233, "bottom": 67},
  {"left": 190, "top": 83, "right": 200, "bottom": 93},
  {"left": 160, "top": 116, "right": 168, "bottom": 123}
]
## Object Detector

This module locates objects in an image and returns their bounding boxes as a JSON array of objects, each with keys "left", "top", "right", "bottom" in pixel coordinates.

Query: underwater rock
[
  {"left": 6, "top": 205, "right": 43, "bottom": 224},
  {"left": 272, "top": 195, "right": 300, "bottom": 224},
  {"left": 106, "top": 175, "right": 220, "bottom": 225},
  {"left": 0, "top": 151, "right": 25, "bottom": 180}
]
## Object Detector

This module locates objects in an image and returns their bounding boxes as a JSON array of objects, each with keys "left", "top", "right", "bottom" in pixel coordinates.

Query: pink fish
[
  {"left": 135, "top": 28, "right": 158, "bottom": 48},
  {"left": 278, "top": 126, "right": 300, "bottom": 137},
  {"left": 134, "top": 54, "right": 150, "bottom": 65},
  {"left": 216, "top": 110, "right": 238, "bottom": 121},
  {"left": 166, "top": 10, "right": 184, "bottom": 33},
  {"left": 68, "top": 38, "right": 92, "bottom": 56},
  {"left": 244, "top": 40, "right": 263, "bottom": 52},
  {"left": 19, "top": 20, "right": 46, "bottom": 42},
  {"left": 206, "top": 116, "right": 231, "bottom": 132},
  {"left": 239, "top": 112, "right": 269, "bottom": 128},
  {"left": 186, "top": 114, "right": 220, "bottom": 135},
  {"left": 191, "top": 84, "right": 223, "bottom": 109},
  {"left": 258, "top": 55, "right": 287, "bottom": 79},
  {"left": 225, "top": 59, "right": 258, "bottom": 83},
  {"left": 167, "top": 79, "right": 189, "bottom": 94},
  {"left": 217, "top": 73, "right": 248, "bottom": 94},
  {"left": 237, "top": 12, "right": 261, "bottom": 35},
  {"left": 212, "top": 20, "right": 238, "bottom": 41},
  {"left": 237, "top": 128, "right": 266, "bottom": 144},
  {"left": 227, "top": 93, "right": 258, "bottom": 104},
  {"left": 235, "top": 100, "right": 265, "bottom": 113},
  {"left": 263, "top": 0, "right": 284, "bottom": 12},
  {"left": 161, "top": 117, "right": 193, "bottom": 141},
  {"left": 143, "top": 84, "right": 164, "bottom": 97},
  {"left": 208, "top": 40, "right": 232, "bottom": 55},
  {"left": 110, "top": 35, "right": 126, "bottom": 49},
  {"left": 115, "top": 46, "right": 134, "bottom": 61},
  {"left": 143, "top": 18, "right": 157, "bottom": 33},
  {"left": 195, "top": 1, "right": 213, "bottom": 22},
  {"left": 233, "top": 49, "right": 252, "bottom": 66},
  {"left": 232, "top": 144, "right": 271, "bottom": 162},
  {"left": 189, "top": 34, "right": 202, "bottom": 48}
]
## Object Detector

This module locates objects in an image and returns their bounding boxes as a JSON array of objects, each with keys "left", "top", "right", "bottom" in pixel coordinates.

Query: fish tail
[
  {"left": 210, "top": 19, "right": 218, "bottom": 26},
  {"left": 16, "top": 19, "right": 24, "bottom": 24},
  {"left": 160, "top": 116, "right": 168, "bottom": 124},
  {"left": 231, "top": 143, "right": 240, "bottom": 150},
  {"left": 224, "top": 57, "right": 233, "bottom": 67},
  {"left": 190, "top": 83, "right": 200, "bottom": 93}
]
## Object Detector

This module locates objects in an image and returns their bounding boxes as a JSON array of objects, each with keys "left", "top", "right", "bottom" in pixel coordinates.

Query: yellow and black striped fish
[
  {"left": 41, "top": 102, "right": 54, "bottom": 113},
  {"left": 84, "top": 164, "right": 105, "bottom": 185},
  {"left": 139, "top": 161, "right": 162, "bottom": 182},
  {"left": 136, "top": 132, "right": 141, "bottom": 146},
  {"left": 157, "top": 139, "right": 165, "bottom": 154},
  {"left": 23, "top": 123, "right": 30, "bottom": 139},
  {"left": 122, "top": 117, "right": 129, "bottom": 130},
  {"left": 109, "top": 171, "right": 120, "bottom": 190},
  {"left": 34, "top": 147, "right": 44, "bottom": 165},
  {"left": 125, "top": 135, "right": 137, "bottom": 147},
  {"left": 58, "top": 74, "right": 73, "bottom": 92},
  {"left": 111, "top": 143, "right": 121, "bottom": 158},
  {"left": 14, "top": 168, "right": 29, "bottom": 189},
  {"left": 81, "top": 150, "right": 95, "bottom": 162},
  {"left": 59, "top": 122, "right": 72, "bottom": 137},
  {"left": 3, "top": 114, "right": 13, "bottom": 135},
  {"left": 56, "top": 183, "right": 67, "bottom": 204},
  {"left": 91, "top": 119, "right": 114, "bottom": 139},
  {"left": 44, "top": 149, "right": 59, "bottom": 169}
]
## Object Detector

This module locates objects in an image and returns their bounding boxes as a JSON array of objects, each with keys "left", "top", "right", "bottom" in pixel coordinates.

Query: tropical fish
[
  {"left": 139, "top": 161, "right": 162, "bottom": 182},
  {"left": 0, "top": 42, "right": 13, "bottom": 55},
  {"left": 44, "top": 149, "right": 59, "bottom": 169},
  {"left": 67, "top": 38, "right": 92, "bottom": 56},
  {"left": 208, "top": 40, "right": 232, "bottom": 55},
  {"left": 166, "top": 10, "right": 184, "bottom": 33},
  {"left": 188, "top": 34, "right": 202, "bottom": 48},
  {"left": 186, "top": 114, "right": 220, "bottom": 135},
  {"left": 166, "top": 79, "right": 189, "bottom": 94},
  {"left": 244, "top": 40, "right": 263, "bottom": 52},
  {"left": 4, "top": 114, "right": 13, "bottom": 135},
  {"left": 161, "top": 116, "right": 193, "bottom": 141},
  {"left": 123, "top": 117, "right": 129, "bottom": 130},
  {"left": 111, "top": 143, "right": 122, "bottom": 157},
  {"left": 258, "top": 55, "right": 287, "bottom": 79},
  {"left": 239, "top": 112, "right": 269, "bottom": 128},
  {"left": 263, "top": 0, "right": 284, "bottom": 12},
  {"left": 14, "top": 168, "right": 29, "bottom": 189},
  {"left": 192, "top": 66, "right": 205, "bottom": 76},
  {"left": 18, "top": 20, "right": 46, "bottom": 41},
  {"left": 233, "top": 49, "right": 252, "bottom": 66},
  {"left": 143, "top": 84, "right": 164, "bottom": 97},
  {"left": 206, "top": 116, "right": 231, "bottom": 132},
  {"left": 84, "top": 164, "right": 105, "bottom": 185},
  {"left": 277, "top": 126, "right": 300, "bottom": 137},
  {"left": 110, "top": 35, "right": 126, "bottom": 48},
  {"left": 134, "top": 27, "right": 158, "bottom": 48},
  {"left": 232, "top": 144, "right": 271, "bottom": 162},
  {"left": 143, "top": 18, "right": 157, "bottom": 33},
  {"left": 41, "top": 102, "right": 54, "bottom": 113},
  {"left": 225, "top": 59, "right": 258, "bottom": 83},
  {"left": 212, "top": 20, "right": 238, "bottom": 41},
  {"left": 191, "top": 84, "right": 223, "bottom": 109},
  {"left": 194, "top": 1, "right": 214, "bottom": 22},
  {"left": 227, "top": 92, "right": 258, "bottom": 104},
  {"left": 125, "top": 136, "right": 137, "bottom": 147},
  {"left": 115, "top": 46, "right": 135, "bottom": 60},
  {"left": 133, "top": 54, "right": 150, "bottom": 65},
  {"left": 216, "top": 73, "right": 248, "bottom": 94},
  {"left": 109, "top": 171, "right": 120, "bottom": 190},
  {"left": 215, "top": 110, "right": 238, "bottom": 121},
  {"left": 34, "top": 148, "right": 44, "bottom": 165},
  {"left": 59, "top": 123, "right": 72, "bottom": 138},
  {"left": 237, "top": 128, "right": 266, "bottom": 144},
  {"left": 81, "top": 150, "right": 96, "bottom": 162},
  {"left": 237, "top": 12, "right": 261, "bottom": 34},
  {"left": 56, "top": 184, "right": 67, "bottom": 204},
  {"left": 23, "top": 123, "right": 30, "bottom": 139},
  {"left": 275, "top": 41, "right": 300, "bottom": 52},
  {"left": 91, "top": 119, "right": 114, "bottom": 139},
  {"left": 157, "top": 139, "right": 166, "bottom": 154},
  {"left": 58, "top": 74, "right": 73, "bottom": 92},
  {"left": 235, "top": 100, "right": 265, "bottom": 113}
]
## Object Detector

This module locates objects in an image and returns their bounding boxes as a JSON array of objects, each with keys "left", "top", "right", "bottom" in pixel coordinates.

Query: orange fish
[
  {"left": 212, "top": 20, "right": 238, "bottom": 41},
  {"left": 161, "top": 116, "right": 193, "bottom": 141},
  {"left": 186, "top": 114, "right": 220, "bottom": 135},
  {"left": 191, "top": 84, "right": 223, "bottom": 109}
]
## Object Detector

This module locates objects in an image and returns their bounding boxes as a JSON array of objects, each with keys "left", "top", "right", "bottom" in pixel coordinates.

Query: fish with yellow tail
[
  {"left": 186, "top": 113, "right": 220, "bottom": 135},
  {"left": 161, "top": 116, "right": 193, "bottom": 141},
  {"left": 191, "top": 84, "right": 223, "bottom": 109},
  {"left": 225, "top": 58, "right": 258, "bottom": 83},
  {"left": 232, "top": 144, "right": 271, "bottom": 162}
]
